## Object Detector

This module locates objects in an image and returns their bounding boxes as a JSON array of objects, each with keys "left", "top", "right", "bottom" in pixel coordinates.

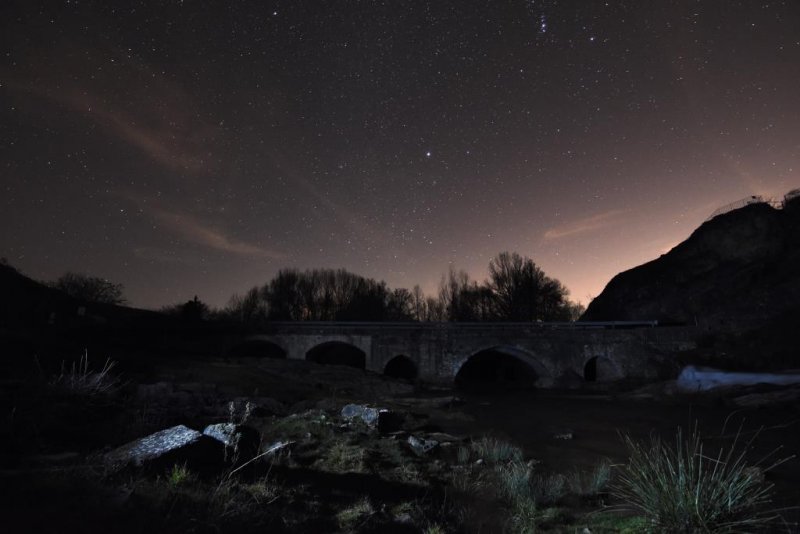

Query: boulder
[
  {"left": 340, "top": 403, "right": 406, "bottom": 434},
  {"left": 104, "top": 424, "right": 224, "bottom": 472},
  {"left": 341, "top": 403, "right": 383, "bottom": 425},
  {"left": 202, "top": 423, "right": 260, "bottom": 460},
  {"left": 407, "top": 435, "right": 438, "bottom": 456}
]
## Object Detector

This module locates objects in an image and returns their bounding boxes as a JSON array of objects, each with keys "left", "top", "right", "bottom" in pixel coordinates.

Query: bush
[
  {"left": 53, "top": 272, "right": 126, "bottom": 304},
  {"left": 612, "top": 426, "right": 786, "bottom": 532}
]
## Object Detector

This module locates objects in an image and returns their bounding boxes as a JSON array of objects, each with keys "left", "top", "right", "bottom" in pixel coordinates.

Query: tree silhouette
[
  {"left": 53, "top": 272, "right": 126, "bottom": 305},
  {"left": 488, "top": 251, "right": 572, "bottom": 321}
]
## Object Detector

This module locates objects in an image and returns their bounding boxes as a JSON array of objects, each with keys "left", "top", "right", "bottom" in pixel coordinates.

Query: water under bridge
[{"left": 227, "top": 322, "right": 697, "bottom": 387}]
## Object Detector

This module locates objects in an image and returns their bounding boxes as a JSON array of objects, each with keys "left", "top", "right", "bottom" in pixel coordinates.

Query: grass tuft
[
  {"left": 336, "top": 497, "right": 374, "bottom": 530},
  {"left": 567, "top": 460, "right": 611, "bottom": 497},
  {"left": 470, "top": 436, "right": 523, "bottom": 464},
  {"left": 50, "top": 351, "right": 118, "bottom": 396},
  {"left": 612, "top": 425, "right": 788, "bottom": 532},
  {"left": 530, "top": 472, "right": 567, "bottom": 505},
  {"left": 167, "top": 463, "right": 193, "bottom": 488}
]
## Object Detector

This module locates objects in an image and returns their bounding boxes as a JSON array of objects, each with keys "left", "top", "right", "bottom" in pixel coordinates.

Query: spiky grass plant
[
  {"left": 471, "top": 436, "right": 524, "bottom": 464},
  {"left": 51, "top": 351, "right": 118, "bottom": 395},
  {"left": 613, "top": 426, "right": 787, "bottom": 532},
  {"left": 567, "top": 461, "right": 611, "bottom": 497},
  {"left": 497, "top": 461, "right": 533, "bottom": 501},
  {"left": 530, "top": 472, "right": 567, "bottom": 505}
]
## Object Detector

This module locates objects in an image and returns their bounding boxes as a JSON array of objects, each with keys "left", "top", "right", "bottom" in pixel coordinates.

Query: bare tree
[
  {"left": 226, "top": 286, "right": 267, "bottom": 325},
  {"left": 487, "top": 251, "right": 573, "bottom": 321},
  {"left": 53, "top": 272, "right": 126, "bottom": 305}
]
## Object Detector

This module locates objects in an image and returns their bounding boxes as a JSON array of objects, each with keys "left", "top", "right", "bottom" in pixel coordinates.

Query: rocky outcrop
[
  {"left": 340, "top": 403, "right": 404, "bottom": 433},
  {"left": 104, "top": 425, "right": 224, "bottom": 472},
  {"left": 582, "top": 196, "right": 800, "bottom": 369},
  {"left": 202, "top": 423, "right": 260, "bottom": 460}
]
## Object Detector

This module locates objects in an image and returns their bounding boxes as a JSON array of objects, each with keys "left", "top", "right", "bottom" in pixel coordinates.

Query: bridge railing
[{"left": 261, "top": 320, "right": 659, "bottom": 330}]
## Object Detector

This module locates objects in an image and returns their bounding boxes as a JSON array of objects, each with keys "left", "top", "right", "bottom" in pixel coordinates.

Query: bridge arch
[
  {"left": 582, "top": 355, "right": 622, "bottom": 382},
  {"left": 384, "top": 355, "right": 417, "bottom": 380},
  {"left": 306, "top": 341, "right": 366, "bottom": 369},
  {"left": 454, "top": 345, "right": 551, "bottom": 390},
  {"left": 229, "top": 337, "right": 287, "bottom": 359}
]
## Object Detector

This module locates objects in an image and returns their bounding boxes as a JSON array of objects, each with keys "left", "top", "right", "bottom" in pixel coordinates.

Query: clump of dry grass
[
  {"left": 50, "top": 351, "right": 118, "bottom": 396},
  {"left": 613, "top": 425, "right": 789, "bottom": 532}
]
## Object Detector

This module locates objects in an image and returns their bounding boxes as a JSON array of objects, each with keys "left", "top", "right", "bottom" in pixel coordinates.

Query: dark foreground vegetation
[{"left": 3, "top": 349, "right": 797, "bottom": 534}]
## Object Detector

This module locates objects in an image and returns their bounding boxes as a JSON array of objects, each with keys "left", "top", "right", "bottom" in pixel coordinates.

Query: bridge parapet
[{"left": 233, "top": 322, "right": 697, "bottom": 386}]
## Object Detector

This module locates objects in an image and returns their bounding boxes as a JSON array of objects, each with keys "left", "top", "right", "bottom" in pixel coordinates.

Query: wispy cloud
[
  {"left": 4, "top": 50, "right": 217, "bottom": 174},
  {"left": 543, "top": 209, "right": 627, "bottom": 241},
  {"left": 145, "top": 204, "right": 287, "bottom": 260}
]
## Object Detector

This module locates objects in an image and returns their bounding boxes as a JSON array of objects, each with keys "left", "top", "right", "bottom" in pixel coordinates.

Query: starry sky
[{"left": 2, "top": 1, "right": 799, "bottom": 310}]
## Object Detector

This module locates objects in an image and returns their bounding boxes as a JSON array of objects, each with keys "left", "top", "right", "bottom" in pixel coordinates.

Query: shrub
[
  {"left": 53, "top": 271, "right": 126, "bottom": 304},
  {"left": 612, "top": 426, "right": 786, "bottom": 532}
]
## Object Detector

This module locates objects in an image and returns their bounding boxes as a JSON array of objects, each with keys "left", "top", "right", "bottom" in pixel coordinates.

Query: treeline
[{"left": 223, "top": 252, "right": 584, "bottom": 325}]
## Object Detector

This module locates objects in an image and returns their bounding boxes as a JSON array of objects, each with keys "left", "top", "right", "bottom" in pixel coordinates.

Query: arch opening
[
  {"left": 455, "top": 348, "right": 544, "bottom": 391},
  {"left": 583, "top": 356, "right": 617, "bottom": 382},
  {"left": 306, "top": 341, "right": 366, "bottom": 369},
  {"left": 384, "top": 355, "right": 417, "bottom": 380},
  {"left": 584, "top": 357, "right": 598, "bottom": 382},
  {"left": 230, "top": 339, "right": 286, "bottom": 359}
]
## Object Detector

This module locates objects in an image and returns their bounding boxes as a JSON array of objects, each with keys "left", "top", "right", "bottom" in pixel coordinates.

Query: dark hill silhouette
[
  {"left": 0, "top": 264, "right": 183, "bottom": 369},
  {"left": 582, "top": 193, "right": 800, "bottom": 369},
  {"left": 0, "top": 263, "right": 163, "bottom": 332}
]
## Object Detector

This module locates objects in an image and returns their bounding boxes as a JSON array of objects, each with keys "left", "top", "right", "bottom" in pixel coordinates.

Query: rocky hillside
[{"left": 582, "top": 195, "right": 800, "bottom": 369}]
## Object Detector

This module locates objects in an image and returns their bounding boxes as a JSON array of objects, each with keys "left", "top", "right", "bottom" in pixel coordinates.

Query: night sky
[{"left": 2, "top": 1, "right": 799, "bottom": 310}]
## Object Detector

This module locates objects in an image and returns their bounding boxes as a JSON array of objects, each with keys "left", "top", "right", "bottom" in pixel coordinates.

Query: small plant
[
  {"left": 530, "top": 472, "right": 567, "bottom": 505},
  {"left": 242, "top": 477, "right": 280, "bottom": 505},
  {"left": 167, "top": 463, "right": 192, "bottom": 488},
  {"left": 508, "top": 497, "right": 539, "bottom": 534},
  {"left": 227, "top": 400, "right": 253, "bottom": 425},
  {"left": 321, "top": 439, "right": 366, "bottom": 473},
  {"left": 456, "top": 444, "right": 471, "bottom": 464},
  {"left": 423, "top": 524, "right": 446, "bottom": 534},
  {"left": 470, "top": 436, "right": 523, "bottom": 464},
  {"left": 497, "top": 461, "right": 533, "bottom": 501},
  {"left": 336, "top": 497, "right": 374, "bottom": 530},
  {"left": 50, "top": 351, "right": 118, "bottom": 395},
  {"left": 567, "top": 460, "right": 611, "bottom": 497},
  {"left": 451, "top": 465, "right": 489, "bottom": 495},
  {"left": 612, "top": 425, "right": 788, "bottom": 532}
]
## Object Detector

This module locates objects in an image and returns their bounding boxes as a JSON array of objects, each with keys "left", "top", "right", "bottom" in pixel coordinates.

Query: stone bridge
[{"left": 227, "top": 322, "right": 697, "bottom": 387}]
